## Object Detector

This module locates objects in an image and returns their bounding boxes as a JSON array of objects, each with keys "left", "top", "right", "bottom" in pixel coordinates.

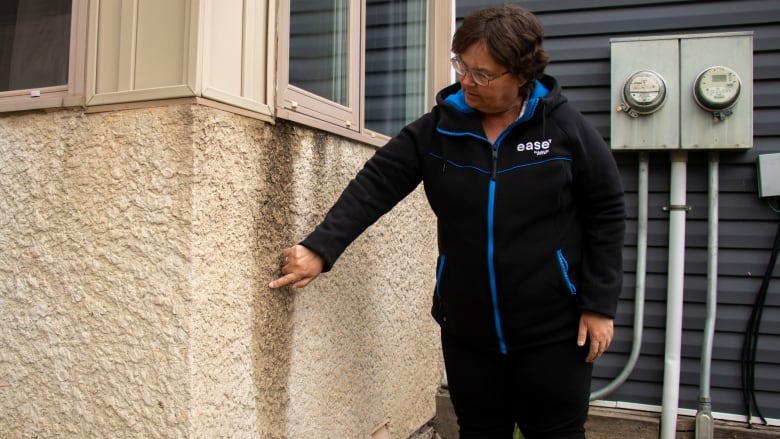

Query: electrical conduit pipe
[
  {"left": 590, "top": 152, "right": 649, "bottom": 401},
  {"left": 661, "top": 150, "right": 689, "bottom": 439},
  {"left": 695, "top": 151, "right": 719, "bottom": 438}
]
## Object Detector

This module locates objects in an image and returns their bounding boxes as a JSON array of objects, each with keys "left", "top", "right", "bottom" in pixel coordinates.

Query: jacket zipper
[
  {"left": 491, "top": 145, "right": 498, "bottom": 180},
  {"left": 488, "top": 143, "right": 508, "bottom": 354}
]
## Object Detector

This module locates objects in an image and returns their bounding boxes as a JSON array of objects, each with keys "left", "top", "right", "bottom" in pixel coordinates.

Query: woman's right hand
[{"left": 268, "top": 245, "right": 324, "bottom": 290}]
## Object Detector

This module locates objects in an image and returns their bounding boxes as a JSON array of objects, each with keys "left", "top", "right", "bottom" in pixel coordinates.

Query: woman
[{"left": 269, "top": 5, "right": 625, "bottom": 438}]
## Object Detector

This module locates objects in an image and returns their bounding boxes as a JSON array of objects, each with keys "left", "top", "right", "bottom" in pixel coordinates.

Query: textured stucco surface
[
  {"left": 284, "top": 131, "right": 441, "bottom": 439},
  {"left": 0, "top": 105, "right": 440, "bottom": 438}
]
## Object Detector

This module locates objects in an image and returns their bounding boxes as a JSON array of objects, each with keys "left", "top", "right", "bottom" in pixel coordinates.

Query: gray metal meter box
[
  {"left": 757, "top": 153, "right": 780, "bottom": 198},
  {"left": 610, "top": 32, "right": 753, "bottom": 151},
  {"left": 611, "top": 38, "right": 679, "bottom": 150}
]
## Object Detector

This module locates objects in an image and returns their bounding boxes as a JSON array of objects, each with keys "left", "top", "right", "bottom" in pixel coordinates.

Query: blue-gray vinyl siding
[{"left": 457, "top": 0, "right": 780, "bottom": 421}]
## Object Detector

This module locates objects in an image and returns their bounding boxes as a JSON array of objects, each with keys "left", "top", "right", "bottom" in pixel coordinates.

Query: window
[
  {"left": 0, "top": 0, "right": 70, "bottom": 92},
  {"left": 364, "top": 0, "right": 427, "bottom": 136},
  {"left": 288, "top": 1, "right": 350, "bottom": 106},
  {"left": 278, "top": 0, "right": 452, "bottom": 144},
  {"left": 0, "top": 0, "right": 86, "bottom": 111}
]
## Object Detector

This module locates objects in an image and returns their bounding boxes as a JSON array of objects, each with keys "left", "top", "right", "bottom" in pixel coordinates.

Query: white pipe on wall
[{"left": 660, "top": 150, "right": 689, "bottom": 439}]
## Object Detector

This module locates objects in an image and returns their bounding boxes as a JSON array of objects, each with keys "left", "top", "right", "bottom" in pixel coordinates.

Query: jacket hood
[
  {"left": 436, "top": 75, "right": 565, "bottom": 130},
  {"left": 436, "top": 75, "right": 567, "bottom": 144}
]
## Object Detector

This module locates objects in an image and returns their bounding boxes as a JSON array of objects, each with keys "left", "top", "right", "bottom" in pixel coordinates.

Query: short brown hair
[{"left": 452, "top": 4, "right": 549, "bottom": 84}]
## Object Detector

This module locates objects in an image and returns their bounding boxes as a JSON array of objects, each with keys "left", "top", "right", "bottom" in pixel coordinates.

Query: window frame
[
  {"left": 277, "top": 1, "right": 362, "bottom": 136},
  {"left": 0, "top": 0, "right": 88, "bottom": 113},
  {"left": 276, "top": 0, "right": 453, "bottom": 146}
]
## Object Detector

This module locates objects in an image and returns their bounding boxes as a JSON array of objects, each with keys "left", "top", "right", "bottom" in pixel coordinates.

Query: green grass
[{"left": 514, "top": 426, "right": 524, "bottom": 439}]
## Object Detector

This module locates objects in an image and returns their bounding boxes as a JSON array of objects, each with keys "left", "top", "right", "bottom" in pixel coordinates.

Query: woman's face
[{"left": 457, "top": 41, "right": 526, "bottom": 115}]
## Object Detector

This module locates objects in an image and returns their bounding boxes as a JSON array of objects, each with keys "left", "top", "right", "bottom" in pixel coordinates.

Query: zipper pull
[{"left": 491, "top": 146, "right": 498, "bottom": 180}]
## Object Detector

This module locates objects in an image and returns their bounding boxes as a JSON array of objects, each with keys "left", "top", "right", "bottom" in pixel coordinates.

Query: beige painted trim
[
  {"left": 86, "top": 85, "right": 197, "bottom": 106},
  {"left": 276, "top": 105, "right": 388, "bottom": 148},
  {"left": 87, "top": 0, "right": 115, "bottom": 100},
  {"left": 68, "top": 0, "right": 89, "bottom": 102},
  {"left": 134, "top": 0, "right": 192, "bottom": 90},
  {"left": 200, "top": 87, "right": 273, "bottom": 115},
  {"left": 84, "top": 0, "right": 272, "bottom": 119},
  {"left": 189, "top": 0, "right": 204, "bottom": 97},
  {"left": 86, "top": 0, "right": 199, "bottom": 106},
  {"left": 0, "top": 94, "right": 65, "bottom": 113},
  {"left": 429, "top": 1, "right": 455, "bottom": 107},
  {"left": 199, "top": 0, "right": 273, "bottom": 117},
  {"left": 185, "top": 0, "right": 200, "bottom": 92},
  {"left": 264, "top": 0, "right": 277, "bottom": 117},
  {"left": 0, "top": 86, "right": 67, "bottom": 98},
  {"left": 195, "top": 96, "right": 274, "bottom": 123},
  {"left": 83, "top": 96, "right": 199, "bottom": 114},
  {"left": 117, "top": 0, "right": 138, "bottom": 91},
  {"left": 83, "top": 96, "right": 274, "bottom": 124},
  {"left": 201, "top": 0, "right": 244, "bottom": 100}
]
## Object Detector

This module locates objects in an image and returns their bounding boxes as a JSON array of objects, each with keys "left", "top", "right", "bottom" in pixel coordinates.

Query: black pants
[{"left": 442, "top": 330, "right": 592, "bottom": 439}]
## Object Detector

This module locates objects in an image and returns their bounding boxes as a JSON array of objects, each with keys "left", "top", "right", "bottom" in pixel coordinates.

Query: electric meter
[
  {"left": 618, "top": 70, "right": 667, "bottom": 117},
  {"left": 693, "top": 65, "right": 741, "bottom": 112}
]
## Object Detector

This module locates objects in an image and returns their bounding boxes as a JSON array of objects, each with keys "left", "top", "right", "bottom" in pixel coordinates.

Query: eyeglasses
[{"left": 450, "top": 56, "right": 510, "bottom": 86}]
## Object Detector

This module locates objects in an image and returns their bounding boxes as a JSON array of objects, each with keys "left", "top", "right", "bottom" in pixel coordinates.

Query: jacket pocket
[
  {"left": 435, "top": 255, "right": 446, "bottom": 299},
  {"left": 556, "top": 249, "right": 577, "bottom": 295}
]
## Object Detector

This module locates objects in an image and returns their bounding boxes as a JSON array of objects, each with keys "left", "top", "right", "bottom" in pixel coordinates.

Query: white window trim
[{"left": 0, "top": 0, "right": 89, "bottom": 113}]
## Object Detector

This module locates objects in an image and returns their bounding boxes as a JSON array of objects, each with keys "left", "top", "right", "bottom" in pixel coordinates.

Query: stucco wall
[{"left": 0, "top": 104, "right": 441, "bottom": 438}]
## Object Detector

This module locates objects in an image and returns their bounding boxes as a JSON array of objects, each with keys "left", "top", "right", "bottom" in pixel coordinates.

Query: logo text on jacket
[{"left": 516, "top": 139, "right": 552, "bottom": 156}]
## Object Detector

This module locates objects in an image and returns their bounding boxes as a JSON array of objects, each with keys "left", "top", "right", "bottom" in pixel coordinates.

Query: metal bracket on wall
[{"left": 662, "top": 204, "right": 692, "bottom": 212}]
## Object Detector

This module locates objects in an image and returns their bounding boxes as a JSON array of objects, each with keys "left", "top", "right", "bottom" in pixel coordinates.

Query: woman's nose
[{"left": 459, "top": 70, "right": 476, "bottom": 86}]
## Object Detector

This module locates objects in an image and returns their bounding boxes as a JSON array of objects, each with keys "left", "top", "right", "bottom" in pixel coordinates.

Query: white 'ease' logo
[{"left": 516, "top": 139, "right": 552, "bottom": 156}]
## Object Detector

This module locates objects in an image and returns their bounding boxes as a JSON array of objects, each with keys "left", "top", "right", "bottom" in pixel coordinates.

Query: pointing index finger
[{"left": 269, "top": 273, "right": 298, "bottom": 289}]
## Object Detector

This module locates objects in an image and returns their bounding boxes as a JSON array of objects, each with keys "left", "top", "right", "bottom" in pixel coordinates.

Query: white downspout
[
  {"left": 590, "top": 152, "right": 648, "bottom": 401},
  {"left": 695, "top": 151, "right": 719, "bottom": 438},
  {"left": 660, "top": 150, "right": 689, "bottom": 439}
]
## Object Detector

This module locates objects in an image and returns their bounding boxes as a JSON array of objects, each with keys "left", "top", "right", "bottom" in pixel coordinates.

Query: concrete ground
[{"left": 425, "top": 388, "right": 780, "bottom": 439}]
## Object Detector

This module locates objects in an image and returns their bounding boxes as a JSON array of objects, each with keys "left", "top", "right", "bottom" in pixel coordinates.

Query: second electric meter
[{"left": 693, "top": 65, "right": 741, "bottom": 112}]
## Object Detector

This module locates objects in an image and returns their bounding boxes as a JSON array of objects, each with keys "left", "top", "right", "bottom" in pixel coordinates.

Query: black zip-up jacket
[{"left": 301, "top": 75, "right": 626, "bottom": 354}]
